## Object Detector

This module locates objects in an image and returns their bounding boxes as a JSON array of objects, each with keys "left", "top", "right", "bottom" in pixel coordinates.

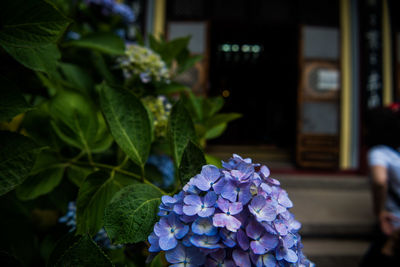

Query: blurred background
[{"left": 142, "top": 0, "right": 400, "bottom": 266}]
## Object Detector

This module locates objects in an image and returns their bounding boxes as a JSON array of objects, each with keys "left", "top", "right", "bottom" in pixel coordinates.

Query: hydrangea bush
[{"left": 148, "top": 155, "right": 313, "bottom": 267}]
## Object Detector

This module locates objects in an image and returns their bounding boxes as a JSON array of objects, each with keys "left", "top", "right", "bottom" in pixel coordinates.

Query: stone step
[
  {"left": 278, "top": 175, "right": 375, "bottom": 238},
  {"left": 302, "top": 238, "right": 370, "bottom": 267}
]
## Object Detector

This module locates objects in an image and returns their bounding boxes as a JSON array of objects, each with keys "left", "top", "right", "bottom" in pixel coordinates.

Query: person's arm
[{"left": 370, "top": 165, "right": 396, "bottom": 235}]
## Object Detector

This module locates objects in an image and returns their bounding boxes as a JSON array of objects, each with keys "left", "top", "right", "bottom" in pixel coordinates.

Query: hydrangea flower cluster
[
  {"left": 148, "top": 155, "right": 314, "bottom": 267},
  {"left": 59, "top": 202, "right": 122, "bottom": 250},
  {"left": 119, "top": 44, "right": 170, "bottom": 83},
  {"left": 85, "top": 0, "right": 135, "bottom": 23},
  {"left": 142, "top": 95, "right": 172, "bottom": 138}
]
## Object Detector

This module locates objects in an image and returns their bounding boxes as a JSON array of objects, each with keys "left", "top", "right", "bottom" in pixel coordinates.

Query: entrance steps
[{"left": 279, "top": 174, "right": 373, "bottom": 267}]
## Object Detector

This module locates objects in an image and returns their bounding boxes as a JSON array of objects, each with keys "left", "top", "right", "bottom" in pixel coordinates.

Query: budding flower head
[
  {"left": 148, "top": 154, "right": 314, "bottom": 266},
  {"left": 118, "top": 44, "right": 170, "bottom": 83}
]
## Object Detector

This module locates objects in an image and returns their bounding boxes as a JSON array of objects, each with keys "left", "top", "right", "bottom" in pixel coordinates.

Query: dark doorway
[{"left": 208, "top": 21, "right": 299, "bottom": 149}]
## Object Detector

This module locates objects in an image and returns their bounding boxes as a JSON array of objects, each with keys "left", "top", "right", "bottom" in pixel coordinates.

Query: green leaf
[
  {"left": 16, "top": 151, "right": 65, "bottom": 200},
  {"left": 76, "top": 171, "right": 137, "bottom": 235},
  {"left": 147, "top": 253, "right": 163, "bottom": 267},
  {"left": 205, "top": 123, "right": 226, "bottom": 140},
  {"left": 52, "top": 234, "right": 113, "bottom": 267},
  {"left": 155, "top": 82, "right": 189, "bottom": 95},
  {"left": 65, "top": 33, "right": 125, "bottom": 55},
  {"left": 177, "top": 54, "right": 203, "bottom": 74},
  {"left": 179, "top": 141, "right": 206, "bottom": 185},
  {"left": 66, "top": 165, "right": 93, "bottom": 187},
  {"left": 168, "top": 100, "right": 197, "bottom": 166},
  {"left": 0, "top": 131, "right": 42, "bottom": 196},
  {"left": 203, "top": 113, "right": 241, "bottom": 140},
  {"left": 49, "top": 91, "right": 99, "bottom": 151},
  {"left": 0, "top": 0, "right": 71, "bottom": 47},
  {"left": 202, "top": 97, "right": 225, "bottom": 119},
  {"left": 0, "top": 0, "right": 70, "bottom": 73},
  {"left": 0, "top": 76, "right": 32, "bottom": 122},
  {"left": 104, "top": 184, "right": 162, "bottom": 244},
  {"left": 2, "top": 44, "right": 61, "bottom": 74},
  {"left": 99, "top": 84, "right": 151, "bottom": 169},
  {"left": 183, "top": 91, "right": 203, "bottom": 122},
  {"left": 58, "top": 63, "right": 94, "bottom": 95},
  {"left": 91, "top": 52, "right": 117, "bottom": 85},
  {"left": 205, "top": 113, "right": 242, "bottom": 130}
]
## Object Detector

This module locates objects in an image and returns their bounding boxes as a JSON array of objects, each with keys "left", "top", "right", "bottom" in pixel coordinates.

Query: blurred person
[{"left": 360, "top": 103, "right": 400, "bottom": 266}]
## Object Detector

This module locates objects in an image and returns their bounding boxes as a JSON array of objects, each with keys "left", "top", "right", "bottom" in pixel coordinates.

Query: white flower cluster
[{"left": 119, "top": 44, "right": 170, "bottom": 83}]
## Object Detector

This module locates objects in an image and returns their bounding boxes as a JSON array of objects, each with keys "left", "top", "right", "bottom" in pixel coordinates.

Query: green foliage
[
  {"left": 0, "top": 76, "right": 32, "bottom": 122},
  {"left": 16, "top": 151, "right": 65, "bottom": 200},
  {"left": 49, "top": 90, "right": 99, "bottom": 152},
  {"left": 100, "top": 83, "right": 152, "bottom": 171},
  {"left": 0, "top": 1, "right": 240, "bottom": 265},
  {"left": 0, "top": 0, "right": 70, "bottom": 73},
  {"left": 0, "top": 131, "right": 42, "bottom": 196},
  {"left": 179, "top": 141, "right": 206, "bottom": 185},
  {"left": 65, "top": 32, "right": 126, "bottom": 55},
  {"left": 104, "top": 184, "right": 162, "bottom": 244},
  {"left": 168, "top": 100, "right": 197, "bottom": 166},
  {"left": 76, "top": 171, "right": 137, "bottom": 235},
  {"left": 50, "top": 234, "right": 113, "bottom": 267}
]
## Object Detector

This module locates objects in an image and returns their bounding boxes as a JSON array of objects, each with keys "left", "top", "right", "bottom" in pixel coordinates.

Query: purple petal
[
  {"left": 274, "top": 220, "right": 289, "bottom": 236},
  {"left": 201, "top": 165, "right": 220, "bottom": 182},
  {"left": 260, "top": 183, "right": 272, "bottom": 194},
  {"left": 246, "top": 220, "right": 264, "bottom": 240},
  {"left": 190, "top": 235, "right": 221, "bottom": 249},
  {"left": 237, "top": 184, "right": 252, "bottom": 205},
  {"left": 183, "top": 204, "right": 201, "bottom": 216},
  {"left": 259, "top": 232, "right": 279, "bottom": 250},
  {"left": 210, "top": 249, "right": 226, "bottom": 262},
  {"left": 204, "top": 191, "right": 217, "bottom": 207},
  {"left": 198, "top": 207, "right": 215, "bottom": 217},
  {"left": 162, "top": 195, "right": 177, "bottom": 205},
  {"left": 165, "top": 244, "right": 185, "bottom": 263},
  {"left": 212, "top": 213, "right": 229, "bottom": 228},
  {"left": 193, "top": 174, "right": 211, "bottom": 191},
  {"left": 277, "top": 247, "right": 298, "bottom": 263},
  {"left": 173, "top": 204, "right": 183, "bottom": 215},
  {"left": 251, "top": 240, "right": 267, "bottom": 254},
  {"left": 216, "top": 197, "right": 230, "bottom": 213},
  {"left": 260, "top": 165, "right": 270, "bottom": 178},
  {"left": 212, "top": 178, "right": 226, "bottom": 194},
  {"left": 221, "top": 182, "right": 237, "bottom": 202},
  {"left": 228, "top": 202, "right": 243, "bottom": 215},
  {"left": 192, "top": 217, "right": 218, "bottom": 236},
  {"left": 283, "top": 234, "right": 296, "bottom": 249},
  {"left": 237, "top": 229, "right": 250, "bottom": 250},
  {"left": 278, "top": 190, "right": 293, "bottom": 208},
  {"left": 233, "top": 249, "right": 251, "bottom": 267},
  {"left": 159, "top": 234, "right": 177, "bottom": 250},
  {"left": 186, "top": 246, "right": 206, "bottom": 265},
  {"left": 154, "top": 218, "right": 170, "bottom": 237},
  {"left": 224, "top": 215, "right": 242, "bottom": 232},
  {"left": 220, "top": 229, "right": 236, "bottom": 247},
  {"left": 174, "top": 224, "right": 189, "bottom": 239},
  {"left": 148, "top": 232, "right": 160, "bottom": 252},
  {"left": 184, "top": 195, "right": 201, "bottom": 206}
]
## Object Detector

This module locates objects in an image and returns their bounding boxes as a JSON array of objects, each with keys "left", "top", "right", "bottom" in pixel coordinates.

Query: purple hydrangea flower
[
  {"left": 207, "top": 250, "right": 235, "bottom": 267},
  {"left": 148, "top": 154, "right": 314, "bottom": 266},
  {"left": 166, "top": 244, "right": 205, "bottom": 266},
  {"left": 183, "top": 191, "right": 217, "bottom": 217},
  {"left": 154, "top": 214, "right": 189, "bottom": 250},
  {"left": 213, "top": 197, "right": 243, "bottom": 232}
]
